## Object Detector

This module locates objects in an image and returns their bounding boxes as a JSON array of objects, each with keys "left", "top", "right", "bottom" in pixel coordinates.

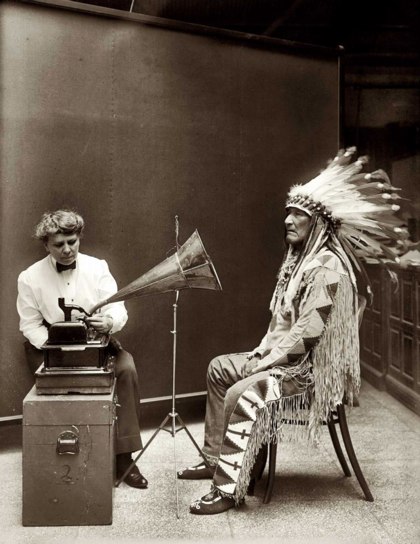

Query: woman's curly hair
[{"left": 34, "top": 210, "right": 85, "bottom": 242}]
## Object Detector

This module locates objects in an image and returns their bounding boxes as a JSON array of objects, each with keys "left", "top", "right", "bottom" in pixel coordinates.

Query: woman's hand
[{"left": 85, "top": 315, "right": 113, "bottom": 334}]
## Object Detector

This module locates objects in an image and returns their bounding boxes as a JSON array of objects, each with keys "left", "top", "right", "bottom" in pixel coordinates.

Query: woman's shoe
[
  {"left": 190, "top": 488, "right": 238, "bottom": 515},
  {"left": 116, "top": 453, "right": 148, "bottom": 489},
  {"left": 119, "top": 465, "right": 148, "bottom": 489}
]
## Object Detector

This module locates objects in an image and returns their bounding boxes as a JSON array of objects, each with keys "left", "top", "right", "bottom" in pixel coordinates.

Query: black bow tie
[{"left": 56, "top": 261, "right": 76, "bottom": 273}]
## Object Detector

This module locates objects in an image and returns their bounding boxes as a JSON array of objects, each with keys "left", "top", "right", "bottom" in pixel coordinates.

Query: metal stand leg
[{"left": 115, "top": 290, "right": 210, "bottom": 518}]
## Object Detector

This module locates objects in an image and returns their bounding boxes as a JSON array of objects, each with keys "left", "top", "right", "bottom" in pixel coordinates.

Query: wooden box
[{"left": 22, "top": 383, "right": 116, "bottom": 526}]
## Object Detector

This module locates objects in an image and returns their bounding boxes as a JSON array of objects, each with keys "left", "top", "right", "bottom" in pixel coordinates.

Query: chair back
[{"left": 357, "top": 295, "right": 367, "bottom": 330}]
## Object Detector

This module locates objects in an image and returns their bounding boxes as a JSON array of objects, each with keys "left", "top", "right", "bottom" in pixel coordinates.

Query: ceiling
[{"left": 70, "top": 0, "right": 419, "bottom": 64}]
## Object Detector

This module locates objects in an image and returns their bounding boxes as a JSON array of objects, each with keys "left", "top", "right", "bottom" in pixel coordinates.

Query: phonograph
[{"left": 34, "top": 295, "right": 114, "bottom": 394}]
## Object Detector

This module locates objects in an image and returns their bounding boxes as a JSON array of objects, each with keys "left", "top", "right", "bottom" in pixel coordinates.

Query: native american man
[{"left": 178, "top": 148, "right": 404, "bottom": 515}]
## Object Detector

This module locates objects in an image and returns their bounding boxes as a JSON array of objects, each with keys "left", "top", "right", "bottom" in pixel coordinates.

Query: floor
[{"left": 1, "top": 381, "right": 420, "bottom": 544}]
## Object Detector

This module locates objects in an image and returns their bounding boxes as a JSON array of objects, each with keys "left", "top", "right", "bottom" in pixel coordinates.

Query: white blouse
[{"left": 17, "top": 252, "right": 128, "bottom": 349}]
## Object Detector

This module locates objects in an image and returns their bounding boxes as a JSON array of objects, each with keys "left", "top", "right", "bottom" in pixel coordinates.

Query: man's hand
[
  {"left": 243, "top": 356, "right": 261, "bottom": 378},
  {"left": 85, "top": 315, "right": 113, "bottom": 334}
]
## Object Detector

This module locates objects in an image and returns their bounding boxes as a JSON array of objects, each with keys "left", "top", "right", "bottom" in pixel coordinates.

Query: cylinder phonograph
[
  {"left": 35, "top": 297, "right": 114, "bottom": 394},
  {"left": 35, "top": 229, "right": 222, "bottom": 397}
]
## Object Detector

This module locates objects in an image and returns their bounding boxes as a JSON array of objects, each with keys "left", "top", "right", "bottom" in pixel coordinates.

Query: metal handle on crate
[{"left": 56, "top": 430, "right": 79, "bottom": 455}]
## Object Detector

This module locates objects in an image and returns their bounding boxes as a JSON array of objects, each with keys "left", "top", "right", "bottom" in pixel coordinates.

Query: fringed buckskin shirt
[{"left": 250, "top": 247, "right": 360, "bottom": 441}]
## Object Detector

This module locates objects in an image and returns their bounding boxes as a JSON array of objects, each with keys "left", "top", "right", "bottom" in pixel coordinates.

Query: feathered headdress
[{"left": 286, "top": 147, "right": 407, "bottom": 273}]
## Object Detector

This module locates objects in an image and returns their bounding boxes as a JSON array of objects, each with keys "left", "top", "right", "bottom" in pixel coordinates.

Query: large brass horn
[{"left": 89, "top": 230, "right": 222, "bottom": 314}]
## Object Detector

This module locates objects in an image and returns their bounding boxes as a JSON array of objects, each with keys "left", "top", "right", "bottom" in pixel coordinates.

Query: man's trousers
[{"left": 202, "top": 352, "right": 300, "bottom": 500}]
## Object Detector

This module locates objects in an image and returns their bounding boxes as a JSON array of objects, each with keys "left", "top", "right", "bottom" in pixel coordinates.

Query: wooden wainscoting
[{"left": 360, "top": 262, "right": 420, "bottom": 415}]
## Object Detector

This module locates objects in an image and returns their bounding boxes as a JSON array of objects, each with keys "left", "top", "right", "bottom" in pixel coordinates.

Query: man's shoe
[
  {"left": 177, "top": 461, "right": 215, "bottom": 480},
  {"left": 117, "top": 463, "right": 148, "bottom": 489},
  {"left": 190, "top": 488, "right": 238, "bottom": 515}
]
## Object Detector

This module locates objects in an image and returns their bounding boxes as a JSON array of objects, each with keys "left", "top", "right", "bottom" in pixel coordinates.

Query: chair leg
[
  {"left": 247, "top": 444, "right": 268, "bottom": 496},
  {"left": 337, "top": 404, "right": 374, "bottom": 502},
  {"left": 327, "top": 416, "right": 351, "bottom": 477},
  {"left": 263, "top": 442, "right": 277, "bottom": 504}
]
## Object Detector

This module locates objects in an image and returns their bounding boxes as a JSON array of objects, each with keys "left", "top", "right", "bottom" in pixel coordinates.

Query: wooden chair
[{"left": 252, "top": 295, "right": 374, "bottom": 504}]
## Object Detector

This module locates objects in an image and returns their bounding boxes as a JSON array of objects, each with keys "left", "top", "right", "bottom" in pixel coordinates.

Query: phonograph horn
[{"left": 89, "top": 230, "right": 222, "bottom": 314}]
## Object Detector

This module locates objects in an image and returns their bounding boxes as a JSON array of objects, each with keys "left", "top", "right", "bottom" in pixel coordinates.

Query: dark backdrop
[{"left": 0, "top": 0, "right": 339, "bottom": 417}]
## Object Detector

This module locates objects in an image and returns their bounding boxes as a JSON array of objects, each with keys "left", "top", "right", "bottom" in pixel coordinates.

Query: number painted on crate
[{"left": 60, "top": 464, "right": 74, "bottom": 484}]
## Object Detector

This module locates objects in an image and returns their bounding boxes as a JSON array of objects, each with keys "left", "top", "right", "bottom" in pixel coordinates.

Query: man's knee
[
  {"left": 207, "top": 356, "right": 219, "bottom": 378},
  {"left": 206, "top": 355, "right": 227, "bottom": 385}
]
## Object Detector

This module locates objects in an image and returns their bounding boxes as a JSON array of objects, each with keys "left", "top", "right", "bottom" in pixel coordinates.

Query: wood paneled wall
[{"left": 360, "top": 263, "right": 420, "bottom": 414}]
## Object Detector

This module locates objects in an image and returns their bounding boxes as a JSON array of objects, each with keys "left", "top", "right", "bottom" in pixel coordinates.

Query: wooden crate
[{"left": 22, "top": 383, "right": 116, "bottom": 526}]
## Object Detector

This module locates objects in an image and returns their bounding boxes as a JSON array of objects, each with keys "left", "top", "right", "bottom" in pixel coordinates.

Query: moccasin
[
  {"left": 190, "top": 488, "right": 237, "bottom": 515},
  {"left": 177, "top": 461, "right": 215, "bottom": 480}
]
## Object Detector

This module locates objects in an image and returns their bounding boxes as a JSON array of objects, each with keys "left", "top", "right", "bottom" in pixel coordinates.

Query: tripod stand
[{"left": 115, "top": 290, "right": 211, "bottom": 518}]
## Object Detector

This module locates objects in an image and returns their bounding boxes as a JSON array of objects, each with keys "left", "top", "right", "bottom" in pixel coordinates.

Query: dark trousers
[{"left": 24, "top": 341, "right": 143, "bottom": 454}]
